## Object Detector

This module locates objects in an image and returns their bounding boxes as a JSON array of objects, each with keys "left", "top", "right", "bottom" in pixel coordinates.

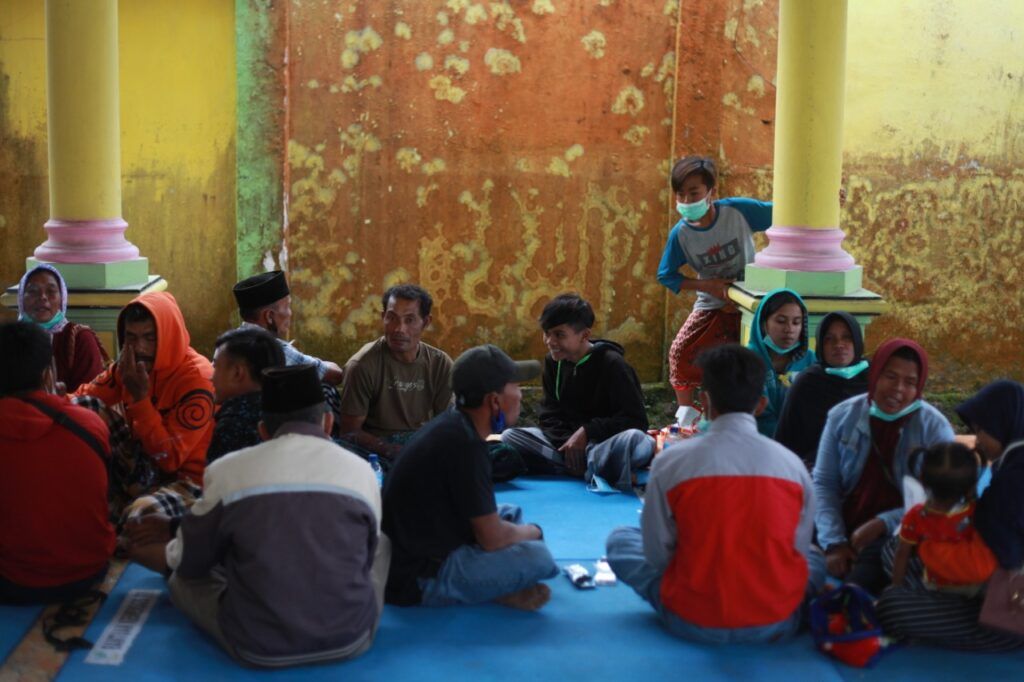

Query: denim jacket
[{"left": 812, "top": 393, "right": 955, "bottom": 549}]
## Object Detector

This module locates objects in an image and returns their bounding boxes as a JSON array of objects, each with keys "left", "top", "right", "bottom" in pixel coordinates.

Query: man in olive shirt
[{"left": 338, "top": 284, "right": 453, "bottom": 461}]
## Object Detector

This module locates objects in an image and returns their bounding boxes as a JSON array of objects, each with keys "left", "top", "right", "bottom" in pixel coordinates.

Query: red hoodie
[
  {"left": 0, "top": 391, "right": 115, "bottom": 587},
  {"left": 76, "top": 292, "right": 214, "bottom": 485}
]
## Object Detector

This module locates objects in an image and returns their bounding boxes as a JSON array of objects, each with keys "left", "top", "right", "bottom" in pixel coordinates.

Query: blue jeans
[
  {"left": 501, "top": 427, "right": 654, "bottom": 492},
  {"left": 605, "top": 526, "right": 826, "bottom": 644},
  {"left": 419, "top": 504, "right": 559, "bottom": 606}
]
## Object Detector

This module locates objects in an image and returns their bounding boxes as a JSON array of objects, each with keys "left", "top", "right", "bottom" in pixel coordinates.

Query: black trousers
[{"left": 0, "top": 565, "right": 108, "bottom": 606}]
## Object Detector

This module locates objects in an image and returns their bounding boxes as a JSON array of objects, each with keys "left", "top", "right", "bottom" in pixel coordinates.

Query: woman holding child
[
  {"left": 877, "top": 380, "right": 1024, "bottom": 651},
  {"left": 813, "top": 339, "right": 954, "bottom": 594}
]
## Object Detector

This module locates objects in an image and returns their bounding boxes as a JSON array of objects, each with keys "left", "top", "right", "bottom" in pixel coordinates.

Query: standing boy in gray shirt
[{"left": 656, "top": 156, "right": 772, "bottom": 423}]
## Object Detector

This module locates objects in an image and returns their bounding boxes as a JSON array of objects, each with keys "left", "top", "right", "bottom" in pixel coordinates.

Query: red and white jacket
[{"left": 643, "top": 412, "right": 815, "bottom": 628}]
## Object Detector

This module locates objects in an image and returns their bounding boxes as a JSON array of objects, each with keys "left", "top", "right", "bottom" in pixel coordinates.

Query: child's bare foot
[{"left": 494, "top": 583, "right": 551, "bottom": 611}]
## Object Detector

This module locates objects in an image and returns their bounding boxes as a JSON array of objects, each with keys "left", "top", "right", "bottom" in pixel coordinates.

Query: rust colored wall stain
[
  {"left": 666, "top": 0, "right": 777, "bottom": 346},
  {"left": 284, "top": 0, "right": 677, "bottom": 379},
  {"left": 843, "top": 162, "right": 1024, "bottom": 387}
]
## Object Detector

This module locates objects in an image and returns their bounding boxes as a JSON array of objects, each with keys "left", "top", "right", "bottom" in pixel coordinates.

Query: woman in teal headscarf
[{"left": 746, "top": 288, "right": 815, "bottom": 437}]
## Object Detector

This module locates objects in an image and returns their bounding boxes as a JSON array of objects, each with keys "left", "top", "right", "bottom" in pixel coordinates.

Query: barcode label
[{"left": 84, "top": 589, "right": 161, "bottom": 666}]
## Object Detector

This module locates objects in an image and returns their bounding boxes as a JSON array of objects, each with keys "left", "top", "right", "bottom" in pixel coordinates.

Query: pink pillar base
[
  {"left": 753, "top": 226, "right": 855, "bottom": 272},
  {"left": 34, "top": 218, "right": 140, "bottom": 263}
]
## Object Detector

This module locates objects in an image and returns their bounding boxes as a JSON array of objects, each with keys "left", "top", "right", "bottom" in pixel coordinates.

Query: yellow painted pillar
[
  {"left": 3, "top": 0, "right": 162, "bottom": 358},
  {"left": 747, "top": 0, "right": 856, "bottom": 276},
  {"left": 34, "top": 0, "right": 144, "bottom": 272},
  {"left": 47, "top": 0, "right": 121, "bottom": 221},
  {"left": 736, "top": 0, "right": 886, "bottom": 343},
  {"left": 773, "top": 0, "right": 846, "bottom": 233}
]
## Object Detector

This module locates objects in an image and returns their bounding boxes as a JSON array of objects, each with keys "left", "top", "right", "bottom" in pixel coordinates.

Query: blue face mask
[
  {"left": 764, "top": 335, "right": 800, "bottom": 355},
  {"left": 21, "top": 309, "right": 65, "bottom": 332},
  {"left": 869, "top": 399, "right": 923, "bottom": 422},
  {"left": 676, "top": 194, "right": 711, "bottom": 222},
  {"left": 825, "top": 360, "right": 869, "bottom": 380},
  {"left": 490, "top": 409, "right": 507, "bottom": 434}
]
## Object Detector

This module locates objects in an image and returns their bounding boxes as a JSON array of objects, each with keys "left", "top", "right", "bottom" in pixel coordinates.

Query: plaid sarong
[
  {"left": 122, "top": 479, "right": 202, "bottom": 522},
  {"left": 71, "top": 395, "right": 201, "bottom": 525}
]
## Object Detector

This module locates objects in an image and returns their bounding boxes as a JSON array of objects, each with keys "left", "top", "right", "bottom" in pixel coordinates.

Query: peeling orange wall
[
  {"left": 669, "top": 0, "right": 777, "bottom": 347},
  {"left": 281, "top": 0, "right": 679, "bottom": 380}
]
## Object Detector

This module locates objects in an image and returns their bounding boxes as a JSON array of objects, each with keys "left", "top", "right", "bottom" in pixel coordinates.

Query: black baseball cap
[{"left": 452, "top": 344, "right": 541, "bottom": 407}]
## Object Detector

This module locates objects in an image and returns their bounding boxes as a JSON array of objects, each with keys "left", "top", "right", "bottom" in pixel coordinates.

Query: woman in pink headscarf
[
  {"left": 18, "top": 264, "right": 108, "bottom": 392},
  {"left": 812, "top": 338, "right": 955, "bottom": 594}
]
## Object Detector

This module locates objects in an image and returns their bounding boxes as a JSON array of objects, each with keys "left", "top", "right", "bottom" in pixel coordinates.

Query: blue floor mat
[
  {"left": 0, "top": 605, "right": 41, "bottom": 663},
  {"left": 494, "top": 476, "right": 642, "bottom": 559},
  {"left": 50, "top": 477, "right": 1024, "bottom": 680},
  {"left": 60, "top": 563, "right": 847, "bottom": 682}
]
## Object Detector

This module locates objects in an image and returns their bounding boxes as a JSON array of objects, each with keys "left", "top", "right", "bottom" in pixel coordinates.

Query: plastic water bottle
[
  {"left": 369, "top": 453, "right": 384, "bottom": 488},
  {"left": 664, "top": 425, "right": 684, "bottom": 448}
]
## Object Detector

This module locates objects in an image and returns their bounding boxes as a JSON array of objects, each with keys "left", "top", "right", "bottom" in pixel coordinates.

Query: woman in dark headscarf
[
  {"left": 18, "top": 264, "right": 108, "bottom": 391},
  {"left": 963, "top": 380, "right": 1024, "bottom": 569},
  {"left": 877, "top": 380, "right": 1024, "bottom": 652},
  {"left": 775, "top": 312, "right": 869, "bottom": 468},
  {"left": 813, "top": 338, "right": 954, "bottom": 594}
]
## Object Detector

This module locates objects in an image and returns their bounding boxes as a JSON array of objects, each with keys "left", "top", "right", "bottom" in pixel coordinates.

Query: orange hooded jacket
[{"left": 76, "top": 292, "right": 213, "bottom": 485}]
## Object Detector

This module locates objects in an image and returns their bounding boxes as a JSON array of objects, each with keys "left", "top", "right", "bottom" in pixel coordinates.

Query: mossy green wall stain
[{"left": 235, "top": 0, "right": 286, "bottom": 280}]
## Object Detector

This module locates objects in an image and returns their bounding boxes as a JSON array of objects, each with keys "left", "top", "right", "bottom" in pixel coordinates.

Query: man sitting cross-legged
[
  {"left": 207, "top": 327, "right": 286, "bottom": 464},
  {"left": 501, "top": 293, "right": 653, "bottom": 492},
  {"left": 338, "top": 283, "right": 453, "bottom": 464},
  {"left": 75, "top": 292, "right": 215, "bottom": 523},
  {"left": 606, "top": 344, "right": 824, "bottom": 643},
  {"left": 129, "top": 364, "right": 389, "bottom": 667},
  {"left": 0, "top": 322, "right": 115, "bottom": 604},
  {"left": 383, "top": 345, "right": 558, "bottom": 610}
]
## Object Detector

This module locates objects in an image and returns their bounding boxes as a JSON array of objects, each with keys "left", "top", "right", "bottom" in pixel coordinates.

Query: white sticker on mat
[{"left": 84, "top": 589, "right": 162, "bottom": 666}]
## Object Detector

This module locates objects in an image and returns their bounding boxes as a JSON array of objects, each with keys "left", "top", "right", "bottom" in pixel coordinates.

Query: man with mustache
[
  {"left": 76, "top": 292, "right": 215, "bottom": 521},
  {"left": 338, "top": 284, "right": 453, "bottom": 463}
]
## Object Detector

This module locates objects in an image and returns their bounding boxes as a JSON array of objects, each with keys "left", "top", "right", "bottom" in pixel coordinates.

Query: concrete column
[
  {"left": 753, "top": 0, "right": 854, "bottom": 273},
  {"left": 733, "top": 0, "right": 886, "bottom": 344},
  {"left": 741, "top": 0, "right": 863, "bottom": 297},
  {"left": 2, "top": 0, "right": 163, "bottom": 355},
  {"left": 32, "top": 0, "right": 148, "bottom": 285}
]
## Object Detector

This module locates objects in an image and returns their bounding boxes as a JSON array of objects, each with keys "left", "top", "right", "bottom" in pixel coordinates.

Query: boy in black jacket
[{"left": 501, "top": 294, "right": 654, "bottom": 492}]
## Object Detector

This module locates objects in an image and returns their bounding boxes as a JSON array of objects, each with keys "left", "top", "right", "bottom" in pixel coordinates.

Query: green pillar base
[
  {"left": 743, "top": 263, "right": 863, "bottom": 296},
  {"left": 26, "top": 257, "right": 150, "bottom": 289},
  {"left": 2, "top": 275, "right": 167, "bottom": 358},
  {"left": 729, "top": 281, "right": 888, "bottom": 349}
]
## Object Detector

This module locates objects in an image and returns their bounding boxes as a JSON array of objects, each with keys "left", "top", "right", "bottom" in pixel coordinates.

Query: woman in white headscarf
[{"left": 18, "top": 264, "right": 108, "bottom": 391}]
